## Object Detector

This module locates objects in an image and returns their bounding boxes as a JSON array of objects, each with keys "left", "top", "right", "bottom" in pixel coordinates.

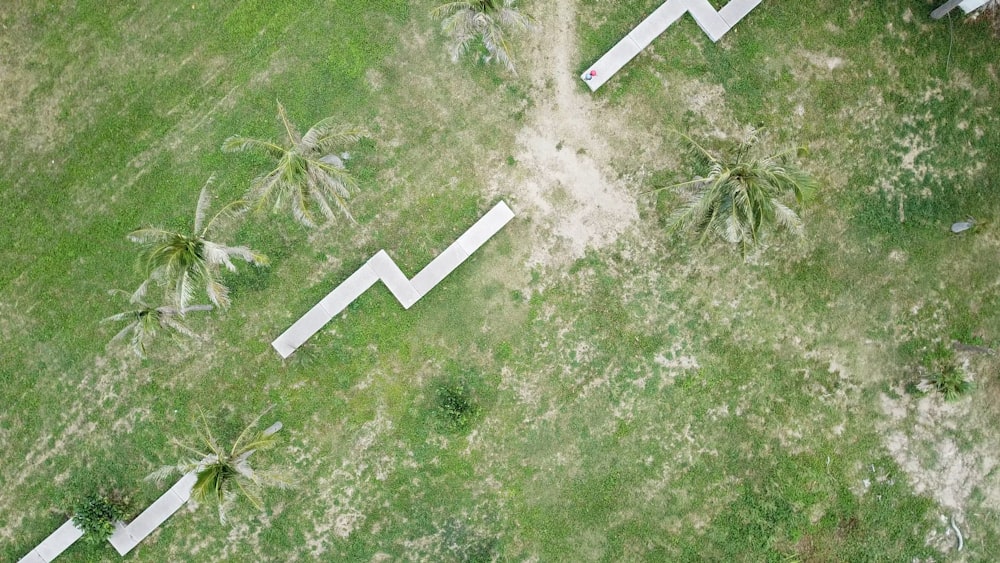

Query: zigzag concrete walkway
[
  {"left": 581, "top": 0, "right": 763, "bottom": 91},
  {"left": 271, "top": 201, "right": 515, "bottom": 358},
  {"left": 18, "top": 473, "right": 196, "bottom": 562}
]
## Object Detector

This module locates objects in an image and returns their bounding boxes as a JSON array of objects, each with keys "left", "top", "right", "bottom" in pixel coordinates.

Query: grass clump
[
  {"left": 919, "top": 343, "right": 974, "bottom": 401},
  {"left": 432, "top": 371, "right": 482, "bottom": 433},
  {"left": 442, "top": 518, "right": 500, "bottom": 562}
]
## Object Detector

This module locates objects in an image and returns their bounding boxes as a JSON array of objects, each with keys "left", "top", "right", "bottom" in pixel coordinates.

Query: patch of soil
[{"left": 491, "top": 0, "right": 639, "bottom": 269}]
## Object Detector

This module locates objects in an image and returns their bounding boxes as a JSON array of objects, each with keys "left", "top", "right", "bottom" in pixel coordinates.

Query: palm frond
[
  {"left": 145, "top": 463, "right": 184, "bottom": 484},
  {"left": 193, "top": 175, "right": 216, "bottom": 234},
  {"left": 432, "top": 1, "right": 475, "bottom": 18},
  {"left": 276, "top": 102, "right": 302, "bottom": 146},
  {"left": 221, "top": 135, "right": 285, "bottom": 156},
  {"left": 174, "top": 269, "right": 197, "bottom": 311},
  {"left": 480, "top": 15, "right": 515, "bottom": 72},
  {"left": 497, "top": 5, "right": 535, "bottom": 32},
  {"left": 201, "top": 197, "right": 248, "bottom": 236},
  {"left": 127, "top": 228, "right": 173, "bottom": 245},
  {"left": 672, "top": 130, "right": 717, "bottom": 169},
  {"left": 301, "top": 119, "right": 365, "bottom": 152},
  {"left": 158, "top": 314, "right": 196, "bottom": 338},
  {"left": 205, "top": 280, "right": 230, "bottom": 310}
]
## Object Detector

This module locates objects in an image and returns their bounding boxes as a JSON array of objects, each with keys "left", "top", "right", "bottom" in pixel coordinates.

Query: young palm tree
[
  {"left": 433, "top": 0, "right": 536, "bottom": 72},
  {"left": 101, "top": 284, "right": 212, "bottom": 358},
  {"left": 222, "top": 102, "right": 365, "bottom": 228},
  {"left": 656, "top": 129, "right": 817, "bottom": 256},
  {"left": 129, "top": 175, "right": 267, "bottom": 310},
  {"left": 146, "top": 407, "right": 287, "bottom": 524}
]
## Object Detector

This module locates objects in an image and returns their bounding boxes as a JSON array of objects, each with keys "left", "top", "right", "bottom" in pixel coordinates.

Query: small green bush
[
  {"left": 927, "top": 361, "right": 974, "bottom": 401},
  {"left": 72, "top": 491, "right": 129, "bottom": 543},
  {"left": 921, "top": 344, "right": 973, "bottom": 401},
  {"left": 434, "top": 377, "right": 479, "bottom": 432}
]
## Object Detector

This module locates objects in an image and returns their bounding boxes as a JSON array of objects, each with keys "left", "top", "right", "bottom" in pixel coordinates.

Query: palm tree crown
[
  {"left": 101, "top": 285, "right": 212, "bottom": 358},
  {"left": 433, "top": 0, "right": 535, "bottom": 72},
  {"left": 129, "top": 175, "right": 267, "bottom": 310},
  {"left": 146, "top": 408, "right": 287, "bottom": 523},
  {"left": 222, "top": 102, "right": 365, "bottom": 228},
  {"left": 660, "top": 129, "right": 817, "bottom": 255}
]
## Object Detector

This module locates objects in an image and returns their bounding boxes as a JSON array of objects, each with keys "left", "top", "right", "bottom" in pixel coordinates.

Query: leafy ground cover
[{"left": 2, "top": 0, "right": 999, "bottom": 561}]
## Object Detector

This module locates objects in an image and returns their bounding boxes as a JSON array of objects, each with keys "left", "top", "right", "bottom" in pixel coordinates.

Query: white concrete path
[
  {"left": 581, "top": 0, "right": 764, "bottom": 91},
  {"left": 18, "top": 472, "right": 196, "bottom": 561},
  {"left": 271, "top": 201, "right": 516, "bottom": 358},
  {"left": 108, "top": 472, "right": 197, "bottom": 555},
  {"left": 17, "top": 520, "right": 83, "bottom": 563}
]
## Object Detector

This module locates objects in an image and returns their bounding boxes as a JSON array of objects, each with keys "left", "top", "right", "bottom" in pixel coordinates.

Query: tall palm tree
[
  {"left": 656, "top": 129, "right": 817, "bottom": 256},
  {"left": 222, "top": 102, "right": 365, "bottom": 228},
  {"left": 101, "top": 284, "right": 212, "bottom": 358},
  {"left": 146, "top": 407, "right": 287, "bottom": 524},
  {"left": 129, "top": 175, "right": 267, "bottom": 310},
  {"left": 433, "top": 0, "right": 536, "bottom": 72}
]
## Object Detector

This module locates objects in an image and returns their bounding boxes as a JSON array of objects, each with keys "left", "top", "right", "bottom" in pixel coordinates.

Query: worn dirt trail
[{"left": 496, "top": 0, "right": 639, "bottom": 268}]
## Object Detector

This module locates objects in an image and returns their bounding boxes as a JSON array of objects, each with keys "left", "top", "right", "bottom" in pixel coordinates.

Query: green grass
[{"left": 3, "top": 0, "right": 1000, "bottom": 561}]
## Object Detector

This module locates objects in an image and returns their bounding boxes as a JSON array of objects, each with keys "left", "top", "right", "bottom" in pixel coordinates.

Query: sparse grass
[{"left": 3, "top": 0, "right": 1000, "bottom": 562}]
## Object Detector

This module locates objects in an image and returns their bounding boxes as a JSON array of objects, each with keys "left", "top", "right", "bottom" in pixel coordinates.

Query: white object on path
[
  {"left": 581, "top": 0, "right": 764, "bottom": 91},
  {"left": 951, "top": 515, "right": 964, "bottom": 551},
  {"left": 271, "top": 201, "right": 516, "bottom": 358}
]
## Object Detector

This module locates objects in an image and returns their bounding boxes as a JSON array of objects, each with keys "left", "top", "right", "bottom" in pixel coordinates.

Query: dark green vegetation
[
  {"left": 71, "top": 492, "right": 131, "bottom": 544},
  {"left": 917, "top": 342, "right": 975, "bottom": 400},
  {"left": 2, "top": 0, "right": 1000, "bottom": 561}
]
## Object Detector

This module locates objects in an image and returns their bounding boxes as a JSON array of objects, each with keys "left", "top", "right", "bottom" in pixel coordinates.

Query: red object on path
[{"left": 589, "top": 70, "right": 597, "bottom": 76}]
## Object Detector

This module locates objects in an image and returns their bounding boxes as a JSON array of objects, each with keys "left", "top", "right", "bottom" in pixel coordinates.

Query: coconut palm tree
[
  {"left": 222, "top": 102, "right": 365, "bottom": 228},
  {"left": 655, "top": 129, "right": 817, "bottom": 256},
  {"left": 129, "top": 175, "right": 267, "bottom": 310},
  {"left": 101, "top": 284, "right": 212, "bottom": 358},
  {"left": 146, "top": 407, "right": 287, "bottom": 524},
  {"left": 433, "top": 0, "right": 536, "bottom": 72}
]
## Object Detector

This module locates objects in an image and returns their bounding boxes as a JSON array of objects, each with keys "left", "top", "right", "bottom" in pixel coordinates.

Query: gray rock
[{"left": 951, "top": 221, "right": 974, "bottom": 234}]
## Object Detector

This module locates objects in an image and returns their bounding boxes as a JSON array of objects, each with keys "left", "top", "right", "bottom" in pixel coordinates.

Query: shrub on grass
[
  {"left": 434, "top": 376, "right": 480, "bottom": 432},
  {"left": 919, "top": 343, "right": 974, "bottom": 400},
  {"left": 72, "top": 491, "right": 130, "bottom": 543},
  {"left": 926, "top": 359, "right": 974, "bottom": 401}
]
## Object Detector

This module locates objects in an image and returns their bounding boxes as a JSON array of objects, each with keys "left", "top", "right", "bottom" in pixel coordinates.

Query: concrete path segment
[
  {"left": 19, "top": 472, "right": 197, "bottom": 561},
  {"left": 108, "top": 472, "right": 197, "bottom": 556},
  {"left": 582, "top": 0, "right": 764, "bottom": 91},
  {"left": 271, "top": 201, "right": 515, "bottom": 358},
  {"left": 18, "top": 520, "right": 84, "bottom": 563}
]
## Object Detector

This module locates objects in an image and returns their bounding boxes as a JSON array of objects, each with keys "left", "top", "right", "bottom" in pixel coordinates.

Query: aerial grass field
[{"left": 2, "top": 0, "right": 999, "bottom": 560}]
